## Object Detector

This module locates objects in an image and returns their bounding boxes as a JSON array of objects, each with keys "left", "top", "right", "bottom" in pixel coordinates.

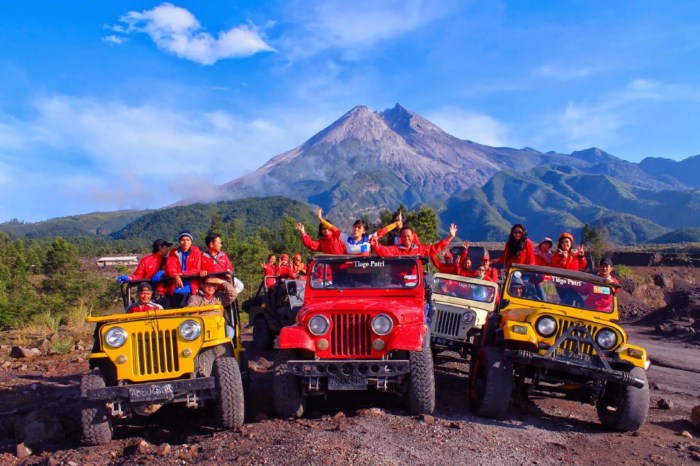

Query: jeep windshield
[
  {"left": 507, "top": 269, "right": 616, "bottom": 313},
  {"left": 433, "top": 277, "right": 495, "bottom": 304},
  {"left": 310, "top": 257, "right": 419, "bottom": 290}
]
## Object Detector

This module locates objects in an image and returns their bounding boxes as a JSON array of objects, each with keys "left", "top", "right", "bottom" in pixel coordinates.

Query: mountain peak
[
  {"left": 379, "top": 103, "right": 442, "bottom": 135},
  {"left": 303, "top": 104, "right": 389, "bottom": 147},
  {"left": 570, "top": 147, "right": 617, "bottom": 162}
]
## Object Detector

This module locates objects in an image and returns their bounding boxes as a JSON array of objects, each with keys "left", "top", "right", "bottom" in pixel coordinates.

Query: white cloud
[
  {"left": 284, "top": 0, "right": 454, "bottom": 58},
  {"left": 0, "top": 95, "right": 331, "bottom": 220},
  {"left": 426, "top": 107, "right": 512, "bottom": 147},
  {"left": 541, "top": 79, "right": 700, "bottom": 150},
  {"left": 102, "top": 34, "right": 126, "bottom": 45},
  {"left": 109, "top": 2, "right": 275, "bottom": 65}
]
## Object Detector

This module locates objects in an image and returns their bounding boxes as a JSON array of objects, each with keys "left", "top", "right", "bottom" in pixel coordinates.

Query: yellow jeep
[
  {"left": 470, "top": 264, "right": 649, "bottom": 431},
  {"left": 80, "top": 283, "right": 246, "bottom": 445}
]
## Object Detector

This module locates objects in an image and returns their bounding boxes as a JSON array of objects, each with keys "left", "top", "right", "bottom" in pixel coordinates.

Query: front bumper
[
  {"left": 84, "top": 377, "right": 216, "bottom": 403},
  {"left": 505, "top": 349, "right": 646, "bottom": 388},
  {"left": 286, "top": 359, "right": 410, "bottom": 390}
]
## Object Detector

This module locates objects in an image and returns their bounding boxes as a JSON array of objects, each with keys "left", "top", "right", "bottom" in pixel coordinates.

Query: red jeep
[{"left": 272, "top": 254, "right": 435, "bottom": 417}]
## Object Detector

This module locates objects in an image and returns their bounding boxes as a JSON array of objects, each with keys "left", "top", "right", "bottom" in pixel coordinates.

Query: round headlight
[
  {"left": 179, "top": 320, "right": 202, "bottom": 341},
  {"left": 596, "top": 329, "right": 617, "bottom": 350},
  {"left": 461, "top": 311, "right": 475, "bottom": 324},
  {"left": 104, "top": 327, "right": 127, "bottom": 348},
  {"left": 371, "top": 314, "right": 393, "bottom": 336},
  {"left": 308, "top": 315, "right": 330, "bottom": 336},
  {"left": 535, "top": 316, "right": 557, "bottom": 337}
]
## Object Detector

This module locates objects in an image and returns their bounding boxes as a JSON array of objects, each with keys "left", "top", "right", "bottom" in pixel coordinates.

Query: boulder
[
  {"left": 691, "top": 405, "right": 700, "bottom": 428},
  {"left": 16, "top": 443, "right": 32, "bottom": 459},
  {"left": 10, "top": 346, "right": 41, "bottom": 359},
  {"left": 14, "top": 409, "right": 67, "bottom": 447}
]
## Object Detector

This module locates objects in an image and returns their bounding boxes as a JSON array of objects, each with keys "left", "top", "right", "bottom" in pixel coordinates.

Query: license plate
[
  {"left": 555, "top": 348, "right": 593, "bottom": 363},
  {"left": 328, "top": 374, "right": 368, "bottom": 390},
  {"left": 128, "top": 383, "right": 174, "bottom": 402}
]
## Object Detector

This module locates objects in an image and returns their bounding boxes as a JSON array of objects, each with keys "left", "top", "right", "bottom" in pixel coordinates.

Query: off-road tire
[
  {"left": 596, "top": 367, "right": 649, "bottom": 431},
  {"left": 213, "top": 357, "right": 245, "bottom": 429},
  {"left": 80, "top": 371, "right": 113, "bottom": 446},
  {"left": 272, "top": 350, "right": 306, "bottom": 418},
  {"left": 253, "top": 317, "right": 273, "bottom": 350},
  {"left": 470, "top": 347, "right": 513, "bottom": 419},
  {"left": 408, "top": 333, "right": 436, "bottom": 414}
]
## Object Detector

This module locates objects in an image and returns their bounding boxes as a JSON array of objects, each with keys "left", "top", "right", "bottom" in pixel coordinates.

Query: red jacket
[
  {"left": 430, "top": 253, "right": 458, "bottom": 274},
  {"left": 584, "top": 276, "right": 620, "bottom": 311},
  {"left": 500, "top": 239, "right": 535, "bottom": 269},
  {"left": 372, "top": 237, "right": 450, "bottom": 257},
  {"left": 165, "top": 246, "right": 202, "bottom": 295},
  {"left": 481, "top": 267, "right": 499, "bottom": 283},
  {"left": 551, "top": 252, "right": 588, "bottom": 271},
  {"left": 126, "top": 302, "right": 163, "bottom": 314},
  {"left": 277, "top": 264, "right": 294, "bottom": 279},
  {"left": 301, "top": 232, "right": 346, "bottom": 254},
  {"left": 129, "top": 253, "right": 167, "bottom": 294},
  {"left": 533, "top": 249, "right": 552, "bottom": 266},
  {"left": 262, "top": 263, "right": 277, "bottom": 288},
  {"left": 202, "top": 249, "right": 234, "bottom": 274}
]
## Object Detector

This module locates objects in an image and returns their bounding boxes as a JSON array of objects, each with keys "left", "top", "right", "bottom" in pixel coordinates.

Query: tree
[
  {"left": 43, "top": 238, "right": 80, "bottom": 276},
  {"left": 581, "top": 223, "right": 606, "bottom": 265},
  {"left": 405, "top": 207, "right": 440, "bottom": 243}
]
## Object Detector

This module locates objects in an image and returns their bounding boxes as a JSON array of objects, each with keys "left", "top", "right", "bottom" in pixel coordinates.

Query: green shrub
[
  {"left": 31, "top": 310, "right": 62, "bottom": 333},
  {"left": 50, "top": 336, "right": 74, "bottom": 354},
  {"left": 614, "top": 264, "right": 632, "bottom": 278}
]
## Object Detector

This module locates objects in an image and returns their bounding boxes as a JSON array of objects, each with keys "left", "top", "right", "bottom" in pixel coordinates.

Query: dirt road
[{"left": 1, "top": 321, "right": 699, "bottom": 465}]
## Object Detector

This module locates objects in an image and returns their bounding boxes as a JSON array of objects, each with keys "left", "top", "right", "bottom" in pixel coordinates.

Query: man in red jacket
[
  {"left": 165, "top": 231, "right": 204, "bottom": 308},
  {"left": 126, "top": 282, "right": 164, "bottom": 313},
  {"left": 479, "top": 255, "right": 500, "bottom": 283},
  {"left": 584, "top": 257, "right": 620, "bottom": 311},
  {"left": 201, "top": 233, "right": 234, "bottom": 276},
  {"left": 118, "top": 238, "right": 172, "bottom": 304},
  {"left": 370, "top": 224, "right": 458, "bottom": 257}
]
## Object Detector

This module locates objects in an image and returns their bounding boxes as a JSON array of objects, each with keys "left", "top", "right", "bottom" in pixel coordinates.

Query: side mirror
[{"left": 287, "top": 281, "right": 298, "bottom": 296}]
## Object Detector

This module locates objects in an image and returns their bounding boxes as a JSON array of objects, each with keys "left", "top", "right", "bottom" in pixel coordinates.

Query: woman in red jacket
[
  {"left": 493, "top": 224, "right": 535, "bottom": 269},
  {"left": 551, "top": 232, "right": 588, "bottom": 271},
  {"left": 533, "top": 237, "right": 554, "bottom": 266},
  {"left": 277, "top": 253, "right": 295, "bottom": 279},
  {"left": 295, "top": 222, "right": 346, "bottom": 255}
]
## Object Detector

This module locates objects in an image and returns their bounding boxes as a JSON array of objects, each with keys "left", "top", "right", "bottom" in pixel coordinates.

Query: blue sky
[{"left": 2, "top": 1, "right": 699, "bottom": 222}]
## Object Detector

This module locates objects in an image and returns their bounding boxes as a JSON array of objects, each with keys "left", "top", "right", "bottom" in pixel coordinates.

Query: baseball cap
[
  {"left": 152, "top": 238, "right": 173, "bottom": 251},
  {"left": 599, "top": 257, "right": 613, "bottom": 267},
  {"left": 137, "top": 282, "right": 153, "bottom": 292}
]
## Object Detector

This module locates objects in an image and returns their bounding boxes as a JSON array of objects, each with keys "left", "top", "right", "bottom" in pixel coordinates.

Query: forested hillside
[{"left": 0, "top": 201, "right": 442, "bottom": 330}]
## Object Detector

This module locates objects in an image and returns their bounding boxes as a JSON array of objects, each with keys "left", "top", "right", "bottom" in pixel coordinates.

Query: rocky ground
[{"left": 1, "top": 266, "right": 699, "bottom": 465}]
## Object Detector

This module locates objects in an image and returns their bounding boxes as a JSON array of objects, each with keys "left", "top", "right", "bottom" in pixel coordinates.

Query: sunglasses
[{"left": 513, "top": 229, "right": 524, "bottom": 234}]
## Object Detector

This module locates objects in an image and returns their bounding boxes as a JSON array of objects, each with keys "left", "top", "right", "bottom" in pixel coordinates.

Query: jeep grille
[
  {"left": 132, "top": 329, "right": 180, "bottom": 375},
  {"left": 555, "top": 318, "right": 600, "bottom": 356},
  {"left": 330, "top": 313, "right": 372, "bottom": 357},
  {"left": 432, "top": 308, "right": 462, "bottom": 338}
]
